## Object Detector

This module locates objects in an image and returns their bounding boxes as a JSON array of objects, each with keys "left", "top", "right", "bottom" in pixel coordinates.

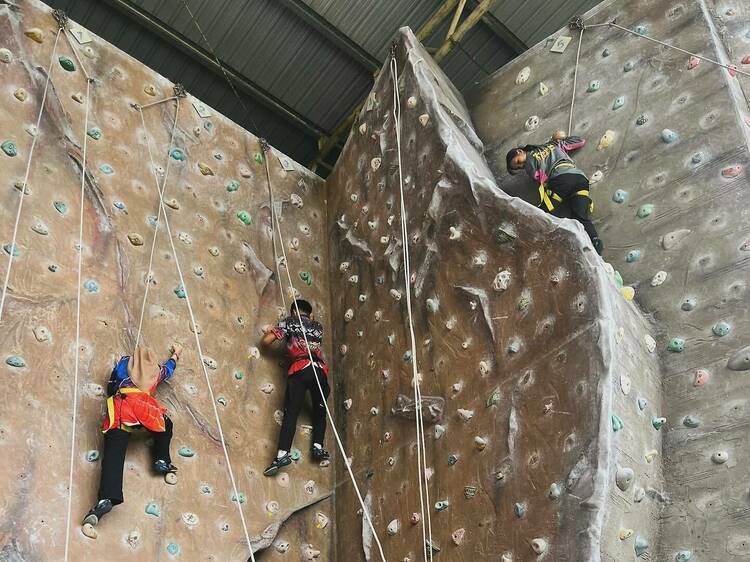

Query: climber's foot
[
  {"left": 592, "top": 237, "right": 604, "bottom": 255},
  {"left": 311, "top": 446, "right": 330, "bottom": 462},
  {"left": 263, "top": 453, "right": 292, "bottom": 477},
  {"left": 82, "top": 498, "right": 112, "bottom": 527}
]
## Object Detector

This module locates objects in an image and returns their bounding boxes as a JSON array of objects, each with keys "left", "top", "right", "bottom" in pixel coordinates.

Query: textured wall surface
[
  {"left": 326, "top": 27, "right": 661, "bottom": 562},
  {"left": 468, "top": 0, "right": 750, "bottom": 560},
  {"left": 0, "top": 2, "right": 333, "bottom": 560}
]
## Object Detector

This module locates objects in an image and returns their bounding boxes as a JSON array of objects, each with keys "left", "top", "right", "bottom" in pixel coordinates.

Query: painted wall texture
[
  {"left": 0, "top": 1, "right": 333, "bottom": 560},
  {"left": 326, "top": 28, "right": 662, "bottom": 562},
  {"left": 467, "top": 0, "right": 750, "bottom": 560}
]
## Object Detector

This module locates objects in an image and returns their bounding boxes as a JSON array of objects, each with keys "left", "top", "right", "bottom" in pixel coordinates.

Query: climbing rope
[
  {"left": 138, "top": 99, "right": 257, "bottom": 561},
  {"left": 61, "top": 14, "right": 93, "bottom": 561},
  {"left": 567, "top": 21, "right": 585, "bottom": 134},
  {"left": 134, "top": 90, "right": 183, "bottom": 351},
  {"left": 389, "top": 51, "right": 434, "bottom": 562},
  {"left": 0, "top": 27, "right": 63, "bottom": 323},
  {"left": 261, "top": 142, "right": 388, "bottom": 562},
  {"left": 262, "top": 139, "right": 286, "bottom": 311}
]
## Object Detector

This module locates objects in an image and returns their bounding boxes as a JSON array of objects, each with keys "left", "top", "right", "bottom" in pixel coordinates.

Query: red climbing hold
[
  {"left": 693, "top": 369, "right": 710, "bottom": 387},
  {"left": 721, "top": 165, "right": 742, "bottom": 178},
  {"left": 741, "top": 54, "right": 750, "bottom": 65}
]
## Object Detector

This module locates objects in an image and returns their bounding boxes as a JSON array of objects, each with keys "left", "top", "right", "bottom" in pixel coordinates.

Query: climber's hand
[{"left": 552, "top": 130, "right": 567, "bottom": 141}]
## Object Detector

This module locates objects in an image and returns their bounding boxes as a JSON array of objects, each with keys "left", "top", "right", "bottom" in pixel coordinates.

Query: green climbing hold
[
  {"left": 661, "top": 129, "right": 678, "bottom": 143},
  {"left": 174, "top": 285, "right": 186, "bottom": 298},
  {"left": 652, "top": 417, "right": 667, "bottom": 430},
  {"left": 611, "top": 414, "right": 624, "bottom": 432},
  {"left": 1, "top": 140, "right": 18, "bottom": 157},
  {"left": 637, "top": 204, "right": 654, "bottom": 218},
  {"left": 613, "top": 271, "right": 623, "bottom": 288},
  {"left": 58, "top": 56, "right": 75, "bottom": 71},
  {"left": 486, "top": 387, "right": 501, "bottom": 407},
  {"left": 231, "top": 492, "right": 246, "bottom": 504},
  {"left": 145, "top": 502, "right": 160, "bottom": 517},
  {"left": 5, "top": 355, "right": 26, "bottom": 368},
  {"left": 625, "top": 249, "right": 641, "bottom": 263},
  {"left": 290, "top": 449, "right": 301, "bottom": 461},
  {"left": 675, "top": 550, "right": 692, "bottom": 561},
  {"left": 587, "top": 80, "right": 601, "bottom": 92},
  {"left": 226, "top": 179, "right": 240, "bottom": 192},
  {"left": 513, "top": 502, "right": 526, "bottom": 518},
  {"left": 177, "top": 447, "right": 194, "bottom": 457},
  {"left": 54, "top": 201, "right": 68, "bottom": 215},
  {"left": 99, "top": 163, "right": 113, "bottom": 175},
  {"left": 87, "top": 127, "right": 102, "bottom": 140},
  {"left": 712, "top": 321, "right": 730, "bottom": 337},
  {"left": 169, "top": 147, "right": 186, "bottom": 161},
  {"left": 299, "top": 271, "right": 313, "bottom": 286},
  {"left": 254, "top": 152, "right": 263, "bottom": 164},
  {"left": 634, "top": 25, "right": 648, "bottom": 35},
  {"left": 3, "top": 243, "right": 20, "bottom": 257},
  {"left": 237, "top": 211, "right": 252, "bottom": 225},
  {"left": 667, "top": 338, "right": 685, "bottom": 352},
  {"left": 233, "top": 370, "right": 244, "bottom": 380},
  {"left": 612, "top": 96, "right": 625, "bottom": 110}
]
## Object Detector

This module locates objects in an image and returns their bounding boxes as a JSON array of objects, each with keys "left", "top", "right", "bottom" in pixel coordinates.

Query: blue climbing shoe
[
  {"left": 263, "top": 453, "right": 292, "bottom": 477},
  {"left": 82, "top": 499, "right": 112, "bottom": 526},
  {"left": 153, "top": 459, "right": 177, "bottom": 475}
]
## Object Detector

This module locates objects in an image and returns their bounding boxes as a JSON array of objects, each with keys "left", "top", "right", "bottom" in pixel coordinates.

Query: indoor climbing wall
[
  {"left": 326, "top": 27, "right": 662, "bottom": 561},
  {"left": 467, "top": 0, "right": 750, "bottom": 560},
  {"left": 0, "top": 1, "right": 333, "bottom": 560}
]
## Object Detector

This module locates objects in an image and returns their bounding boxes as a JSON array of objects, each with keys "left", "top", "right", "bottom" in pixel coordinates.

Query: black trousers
[
  {"left": 548, "top": 173, "right": 599, "bottom": 242},
  {"left": 277, "top": 365, "right": 330, "bottom": 452},
  {"left": 98, "top": 416, "right": 173, "bottom": 504}
]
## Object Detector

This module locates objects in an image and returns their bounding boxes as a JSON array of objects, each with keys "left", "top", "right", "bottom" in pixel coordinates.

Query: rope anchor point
[
  {"left": 52, "top": 9, "right": 68, "bottom": 30},
  {"left": 173, "top": 83, "right": 187, "bottom": 99},
  {"left": 569, "top": 16, "right": 585, "bottom": 31}
]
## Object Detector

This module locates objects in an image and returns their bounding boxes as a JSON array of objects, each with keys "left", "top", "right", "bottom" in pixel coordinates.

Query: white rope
[
  {"left": 389, "top": 54, "right": 434, "bottom": 562},
  {"left": 138, "top": 103, "right": 257, "bottom": 561},
  {"left": 0, "top": 28, "right": 63, "bottom": 323},
  {"left": 263, "top": 146, "right": 388, "bottom": 562},
  {"left": 264, "top": 151, "right": 286, "bottom": 310},
  {"left": 568, "top": 27, "right": 584, "bottom": 134},
  {"left": 137, "top": 95, "right": 178, "bottom": 110},
  {"left": 63, "top": 26, "right": 92, "bottom": 562},
  {"left": 134, "top": 102, "right": 181, "bottom": 350}
]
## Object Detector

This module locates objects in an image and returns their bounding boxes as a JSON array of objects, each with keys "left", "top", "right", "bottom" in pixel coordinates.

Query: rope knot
[
  {"left": 52, "top": 9, "right": 69, "bottom": 29},
  {"left": 569, "top": 16, "right": 585, "bottom": 31},
  {"left": 173, "top": 83, "right": 187, "bottom": 98},
  {"left": 259, "top": 138, "right": 270, "bottom": 153}
]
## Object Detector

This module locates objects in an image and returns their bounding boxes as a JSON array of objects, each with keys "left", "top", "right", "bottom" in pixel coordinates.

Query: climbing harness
[
  {"left": 261, "top": 141, "right": 388, "bottom": 562},
  {"left": 0, "top": 27, "right": 63, "bottom": 323},
  {"left": 138, "top": 92, "right": 257, "bottom": 562},
  {"left": 537, "top": 162, "right": 592, "bottom": 213},
  {"left": 390, "top": 47, "right": 435, "bottom": 562}
]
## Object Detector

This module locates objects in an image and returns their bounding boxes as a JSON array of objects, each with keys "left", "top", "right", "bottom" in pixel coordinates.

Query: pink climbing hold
[
  {"left": 721, "top": 165, "right": 742, "bottom": 178},
  {"left": 727, "top": 64, "right": 738, "bottom": 77},
  {"left": 409, "top": 512, "right": 421, "bottom": 525},
  {"left": 693, "top": 369, "right": 710, "bottom": 387},
  {"left": 687, "top": 56, "right": 700, "bottom": 70},
  {"left": 451, "top": 528, "right": 466, "bottom": 546},
  {"left": 742, "top": 54, "right": 750, "bottom": 65}
]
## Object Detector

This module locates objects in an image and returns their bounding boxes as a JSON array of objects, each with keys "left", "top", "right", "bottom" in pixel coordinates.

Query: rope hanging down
[
  {"left": 0, "top": 27, "right": 63, "bottom": 323},
  {"left": 261, "top": 141, "right": 388, "bottom": 562},
  {"left": 138, "top": 98, "right": 257, "bottom": 562},
  {"left": 59, "top": 10, "right": 93, "bottom": 560},
  {"left": 389, "top": 51, "right": 434, "bottom": 562},
  {"left": 263, "top": 139, "right": 286, "bottom": 311}
]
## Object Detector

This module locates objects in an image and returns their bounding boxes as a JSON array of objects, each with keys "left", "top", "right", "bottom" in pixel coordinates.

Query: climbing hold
[
  {"left": 531, "top": 538, "right": 548, "bottom": 555},
  {"left": 675, "top": 551, "right": 692, "bottom": 562},
  {"left": 619, "top": 528, "right": 634, "bottom": 540},
  {"left": 638, "top": 398, "right": 648, "bottom": 411},
  {"left": 178, "top": 447, "right": 195, "bottom": 457},
  {"left": 712, "top": 321, "right": 731, "bottom": 336},
  {"left": 625, "top": 249, "right": 641, "bottom": 262},
  {"left": 637, "top": 204, "right": 654, "bottom": 218},
  {"left": 0, "top": 48, "right": 12, "bottom": 63},
  {"left": 418, "top": 113, "right": 429, "bottom": 126},
  {"left": 474, "top": 436, "right": 487, "bottom": 450},
  {"left": 711, "top": 450, "right": 729, "bottom": 464},
  {"left": 486, "top": 387, "right": 501, "bottom": 407},
  {"left": 623, "top": 61, "right": 635, "bottom": 72},
  {"left": 3, "top": 243, "right": 20, "bottom": 257},
  {"left": 693, "top": 369, "right": 710, "bottom": 386},
  {"left": 435, "top": 500, "right": 449, "bottom": 512},
  {"left": 127, "top": 233, "right": 144, "bottom": 246},
  {"left": 602, "top": 48, "right": 610, "bottom": 57},
  {"left": 524, "top": 115, "right": 540, "bottom": 132},
  {"left": 721, "top": 165, "right": 742, "bottom": 178},
  {"left": 237, "top": 211, "right": 252, "bottom": 225},
  {"left": 83, "top": 280, "right": 99, "bottom": 293},
  {"left": 426, "top": 298, "right": 439, "bottom": 313},
  {"left": 687, "top": 56, "right": 700, "bottom": 69},
  {"left": 590, "top": 170, "right": 603, "bottom": 183},
  {"left": 197, "top": 162, "right": 214, "bottom": 175},
  {"left": 464, "top": 485, "right": 477, "bottom": 499},
  {"left": 370, "top": 157, "right": 381, "bottom": 171},
  {"left": 451, "top": 528, "right": 465, "bottom": 546},
  {"left": 231, "top": 492, "right": 246, "bottom": 504},
  {"left": 586, "top": 80, "right": 601, "bottom": 92},
  {"left": 683, "top": 415, "right": 701, "bottom": 428},
  {"left": 181, "top": 512, "right": 199, "bottom": 526},
  {"left": 634, "top": 24, "right": 647, "bottom": 35},
  {"left": 225, "top": 179, "right": 240, "bottom": 192},
  {"left": 166, "top": 543, "right": 179, "bottom": 555},
  {"left": 71, "top": 92, "right": 84, "bottom": 104},
  {"left": 24, "top": 28, "right": 44, "bottom": 43},
  {"left": 13, "top": 88, "right": 28, "bottom": 102},
  {"left": 86, "top": 127, "right": 102, "bottom": 140},
  {"left": 645, "top": 449, "right": 658, "bottom": 463},
  {"left": 86, "top": 450, "right": 100, "bottom": 462},
  {"left": 1, "top": 140, "right": 18, "bottom": 157},
  {"left": 620, "top": 374, "right": 631, "bottom": 395},
  {"left": 611, "top": 414, "right": 624, "bottom": 431},
  {"left": 514, "top": 502, "right": 526, "bottom": 518},
  {"left": 644, "top": 334, "right": 656, "bottom": 353},
  {"left": 652, "top": 417, "right": 667, "bottom": 430},
  {"left": 635, "top": 113, "right": 648, "bottom": 126},
  {"left": 613, "top": 271, "right": 623, "bottom": 288},
  {"left": 457, "top": 408, "right": 474, "bottom": 421},
  {"left": 493, "top": 269, "right": 511, "bottom": 291},
  {"left": 58, "top": 56, "right": 75, "bottom": 71},
  {"left": 538, "top": 82, "right": 549, "bottom": 96},
  {"left": 597, "top": 130, "right": 615, "bottom": 150},
  {"left": 612, "top": 95, "right": 625, "bottom": 110},
  {"left": 145, "top": 502, "right": 160, "bottom": 517},
  {"left": 612, "top": 189, "right": 627, "bottom": 203},
  {"left": 203, "top": 356, "right": 218, "bottom": 370},
  {"left": 727, "top": 346, "right": 750, "bottom": 371},
  {"left": 667, "top": 338, "right": 685, "bottom": 352},
  {"left": 549, "top": 483, "right": 561, "bottom": 499},
  {"left": 32, "top": 325, "right": 50, "bottom": 342},
  {"left": 634, "top": 536, "right": 649, "bottom": 556},
  {"left": 616, "top": 467, "right": 634, "bottom": 491},
  {"left": 99, "top": 164, "right": 113, "bottom": 175},
  {"left": 387, "top": 519, "right": 399, "bottom": 535},
  {"left": 661, "top": 128, "right": 678, "bottom": 143},
  {"left": 406, "top": 96, "right": 417, "bottom": 108},
  {"left": 81, "top": 523, "right": 97, "bottom": 539},
  {"left": 208, "top": 246, "right": 220, "bottom": 257},
  {"left": 169, "top": 147, "right": 186, "bottom": 161},
  {"left": 515, "top": 66, "right": 530, "bottom": 84},
  {"left": 681, "top": 297, "right": 696, "bottom": 311},
  {"left": 173, "top": 285, "right": 186, "bottom": 299},
  {"left": 650, "top": 271, "right": 667, "bottom": 286},
  {"left": 299, "top": 271, "right": 312, "bottom": 286}
]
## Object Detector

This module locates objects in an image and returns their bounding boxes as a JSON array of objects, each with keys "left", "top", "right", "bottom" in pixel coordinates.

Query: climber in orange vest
[
  {"left": 82, "top": 344, "right": 182, "bottom": 531},
  {"left": 506, "top": 130, "right": 603, "bottom": 254}
]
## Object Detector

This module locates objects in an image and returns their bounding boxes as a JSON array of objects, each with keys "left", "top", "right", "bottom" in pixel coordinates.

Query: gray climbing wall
[
  {"left": 467, "top": 0, "right": 750, "bottom": 560},
  {"left": 326, "top": 27, "right": 662, "bottom": 561},
  {"left": 0, "top": 1, "right": 333, "bottom": 560}
]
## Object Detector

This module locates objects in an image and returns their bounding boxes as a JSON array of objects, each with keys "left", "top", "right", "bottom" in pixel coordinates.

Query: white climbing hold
[
  {"left": 81, "top": 523, "right": 97, "bottom": 539},
  {"left": 265, "top": 501, "right": 280, "bottom": 514},
  {"left": 590, "top": 170, "right": 604, "bottom": 183},
  {"left": 650, "top": 270, "right": 667, "bottom": 286},
  {"left": 358, "top": 123, "right": 367, "bottom": 135},
  {"left": 616, "top": 467, "right": 635, "bottom": 491},
  {"left": 165, "top": 472, "right": 177, "bottom": 485},
  {"left": 32, "top": 326, "right": 50, "bottom": 342},
  {"left": 344, "top": 308, "right": 354, "bottom": 322},
  {"left": 457, "top": 408, "right": 474, "bottom": 421},
  {"left": 531, "top": 538, "right": 548, "bottom": 555},
  {"left": 434, "top": 424, "right": 445, "bottom": 439},
  {"left": 419, "top": 114, "right": 429, "bottom": 126},
  {"left": 370, "top": 157, "right": 381, "bottom": 171},
  {"left": 539, "top": 82, "right": 549, "bottom": 96},
  {"left": 449, "top": 226, "right": 461, "bottom": 240},
  {"left": 644, "top": 334, "right": 656, "bottom": 353},
  {"left": 597, "top": 130, "right": 616, "bottom": 151},
  {"left": 290, "top": 194, "right": 304, "bottom": 208},
  {"left": 387, "top": 519, "right": 400, "bottom": 535},
  {"left": 406, "top": 96, "right": 417, "bottom": 108},
  {"left": 181, "top": 512, "right": 199, "bottom": 526},
  {"left": 474, "top": 436, "right": 488, "bottom": 450},
  {"left": 343, "top": 398, "right": 353, "bottom": 410},
  {"left": 524, "top": 115, "right": 540, "bottom": 132},
  {"left": 711, "top": 451, "right": 728, "bottom": 464},
  {"left": 390, "top": 289, "right": 402, "bottom": 300},
  {"left": 493, "top": 269, "right": 511, "bottom": 291},
  {"left": 515, "top": 66, "right": 531, "bottom": 84},
  {"left": 248, "top": 347, "right": 261, "bottom": 359},
  {"left": 619, "top": 374, "right": 631, "bottom": 395}
]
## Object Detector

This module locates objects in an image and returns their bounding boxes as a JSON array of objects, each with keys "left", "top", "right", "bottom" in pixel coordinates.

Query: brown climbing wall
[
  {"left": 0, "top": 1, "right": 333, "bottom": 560},
  {"left": 468, "top": 0, "right": 750, "bottom": 560},
  {"left": 326, "top": 27, "right": 661, "bottom": 561}
]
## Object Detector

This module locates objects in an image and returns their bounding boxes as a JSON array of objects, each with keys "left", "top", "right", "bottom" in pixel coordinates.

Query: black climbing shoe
[
  {"left": 311, "top": 447, "right": 330, "bottom": 462},
  {"left": 263, "top": 454, "right": 292, "bottom": 477},
  {"left": 592, "top": 237, "right": 604, "bottom": 255},
  {"left": 153, "top": 459, "right": 177, "bottom": 475},
  {"left": 82, "top": 499, "right": 112, "bottom": 526}
]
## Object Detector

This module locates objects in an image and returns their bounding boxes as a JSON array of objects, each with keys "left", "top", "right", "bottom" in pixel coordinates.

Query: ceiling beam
[
  {"left": 467, "top": 0, "right": 527, "bottom": 54},
  {"left": 100, "top": 0, "right": 326, "bottom": 138},
  {"left": 277, "top": 0, "right": 381, "bottom": 73}
]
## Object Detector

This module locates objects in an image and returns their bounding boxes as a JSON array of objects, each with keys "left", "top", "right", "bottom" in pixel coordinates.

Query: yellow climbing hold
[
  {"left": 24, "top": 28, "right": 44, "bottom": 43},
  {"left": 197, "top": 162, "right": 214, "bottom": 176},
  {"left": 621, "top": 286, "right": 635, "bottom": 301}
]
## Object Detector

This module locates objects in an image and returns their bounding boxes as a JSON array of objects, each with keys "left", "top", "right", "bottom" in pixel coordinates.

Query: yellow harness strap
[
  {"left": 538, "top": 183, "right": 555, "bottom": 211},
  {"left": 106, "top": 387, "right": 146, "bottom": 433}
]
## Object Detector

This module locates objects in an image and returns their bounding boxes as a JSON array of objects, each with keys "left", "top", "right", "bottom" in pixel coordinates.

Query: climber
[
  {"left": 261, "top": 299, "right": 331, "bottom": 476},
  {"left": 82, "top": 344, "right": 182, "bottom": 529},
  {"left": 506, "top": 130, "right": 604, "bottom": 255}
]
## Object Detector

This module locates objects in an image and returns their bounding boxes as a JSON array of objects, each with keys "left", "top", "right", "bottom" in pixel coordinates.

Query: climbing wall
[
  {"left": 467, "top": 0, "right": 750, "bottom": 560},
  {"left": 326, "top": 27, "right": 662, "bottom": 561},
  {"left": 0, "top": 1, "right": 334, "bottom": 560}
]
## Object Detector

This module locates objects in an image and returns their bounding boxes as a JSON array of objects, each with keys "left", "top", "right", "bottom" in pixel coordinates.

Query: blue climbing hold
[
  {"left": 3, "top": 243, "right": 20, "bottom": 257},
  {"left": 203, "top": 121, "right": 212, "bottom": 131},
  {"left": 1, "top": 140, "right": 18, "bottom": 157},
  {"left": 626, "top": 249, "right": 641, "bottom": 263},
  {"left": 5, "top": 355, "right": 26, "bottom": 368},
  {"left": 83, "top": 279, "right": 99, "bottom": 293},
  {"left": 612, "top": 414, "right": 624, "bottom": 431},
  {"left": 668, "top": 338, "right": 685, "bottom": 352},
  {"left": 174, "top": 285, "right": 186, "bottom": 299},
  {"left": 637, "top": 398, "right": 648, "bottom": 411},
  {"left": 86, "top": 127, "right": 102, "bottom": 140},
  {"left": 169, "top": 148, "right": 186, "bottom": 161},
  {"left": 290, "top": 449, "right": 301, "bottom": 461},
  {"left": 99, "top": 164, "right": 113, "bottom": 175},
  {"left": 54, "top": 201, "right": 68, "bottom": 215},
  {"left": 652, "top": 417, "right": 667, "bottom": 430},
  {"left": 587, "top": 80, "right": 601, "bottom": 92},
  {"left": 166, "top": 543, "right": 179, "bottom": 555},
  {"left": 712, "top": 321, "right": 730, "bottom": 336},
  {"left": 113, "top": 200, "right": 126, "bottom": 210},
  {"left": 234, "top": 370, "right": 244, "bottom": 380},
  {"left": 178, "top": 447, "right": 194, "bottom": 457},
  {"left": 226, "top": 179, "right": 240, "bottom": 192},
  {"left": 145, "top": 502, "right": 160, "bottom": 517},
  {"left": 612, "top": 189, "right": 628, "bottom": 203},
  {"left": 514, "top": 502, "right": 526, "bottom": 518},
  {"left": 634, "top": 24, "right": 648, "bottom": 35},
  {"left": 146, "top": 215, "right": 158, "bottom": 227},
  {"left": 86, "top": 450, "right": 100, "bottom": 462},
  {"left": 661, "top": 129, "right": 678, "bottom": 143},
  {"left": 675, "top": 551, "right": 692, "bottom": 562}
]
